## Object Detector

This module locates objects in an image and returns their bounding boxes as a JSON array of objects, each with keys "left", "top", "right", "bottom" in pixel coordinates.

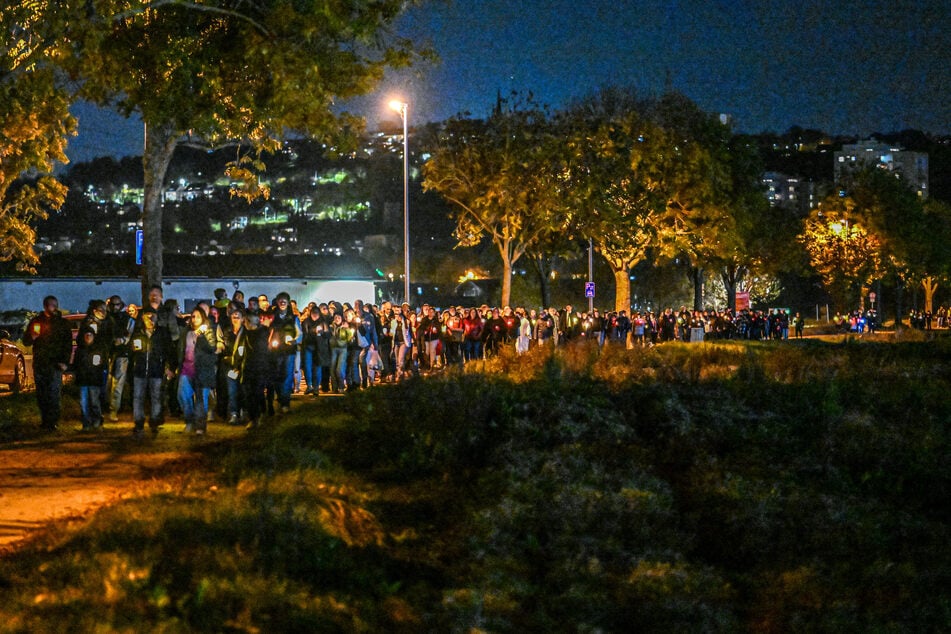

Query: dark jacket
[
  {"left": 179, "top": 326, "right": 218, "bottom": 388},
  {"left": 74, "top": 337, "right": 108, "bottom": 386},
  {"left": 268, "top": 309, "right": 301, "bottom": 355},
  {"left": 22, "top": 311, "right": 73, "bottom": 369},
  {"left": 129, "top": 321, "right": 176, "bottom": 380}
]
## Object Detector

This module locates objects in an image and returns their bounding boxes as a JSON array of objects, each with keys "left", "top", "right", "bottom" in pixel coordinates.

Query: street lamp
[{"left": 389, "top": 100, "right": 410, "bottom": 305}]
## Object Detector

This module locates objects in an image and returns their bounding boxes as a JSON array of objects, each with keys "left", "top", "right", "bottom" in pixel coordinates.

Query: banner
[{"left": 735, "top": 291, "right": 750, "bottom": 311}]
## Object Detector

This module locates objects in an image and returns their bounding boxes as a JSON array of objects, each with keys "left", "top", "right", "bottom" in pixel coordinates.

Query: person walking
[
  {"left": 22, "top": 296, "right": 73, "bottom": 431},
  {"left": 108, "top": 300, "right": 138, "bottom": 421},
  {"left": 178, "top": 308, "right": 218, "bottom": 435},
  {"left": 267, "top": 292, "right": 301, "bottom": 413},
  {"left": 129, "top": 308, "right": 176, "bottom": 436},
  {"left": 330, "top": 312, "right": 353, "bottom": 393},
  {"left": 75, "top": 300, "right": 111, "bottom": 431}
]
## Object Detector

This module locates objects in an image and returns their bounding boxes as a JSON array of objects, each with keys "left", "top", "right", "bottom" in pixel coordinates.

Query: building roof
[{"left": 0, "top": 254, "right": 379, "bottom": 280}]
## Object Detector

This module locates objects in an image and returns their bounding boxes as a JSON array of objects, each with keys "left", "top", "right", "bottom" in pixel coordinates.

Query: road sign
[
  {"left": 584, "top": 281, "right": 595, "bottom": 298},
  {"left": 135, "top": 230, "right": 144, "bottom": 265}
]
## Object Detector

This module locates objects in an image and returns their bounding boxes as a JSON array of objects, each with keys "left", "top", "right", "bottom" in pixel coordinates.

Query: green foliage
[
  {"left": 43, "top": 0, "right": 420, "bottom": 288},
  {"left": 1, "top": 339, "right": 949, "bottom": 631},
  {"left": 422, "top": 93, "right": 565, "bottom": 307},
  {"left": 1, "top": 3, "right": 74, "bottom": 272}
]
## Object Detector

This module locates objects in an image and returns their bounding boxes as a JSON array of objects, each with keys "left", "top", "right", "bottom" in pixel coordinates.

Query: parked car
[{"left": 0, "top": 330, "right": 27, "bottom": 393}]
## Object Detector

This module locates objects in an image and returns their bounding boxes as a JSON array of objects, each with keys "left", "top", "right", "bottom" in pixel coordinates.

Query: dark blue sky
[{"left": 67, "top": 0, "right": 950, "bottom": 164}]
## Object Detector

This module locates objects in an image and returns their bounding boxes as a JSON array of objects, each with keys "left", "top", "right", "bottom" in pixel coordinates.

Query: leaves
[{"left": 1, "top": 4, "right": 75, "bottom": 271}]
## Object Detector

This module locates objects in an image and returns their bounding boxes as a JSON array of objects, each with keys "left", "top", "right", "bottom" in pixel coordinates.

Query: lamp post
[{"left": 389, "top": 100, "right": 410, "bottom": 305}]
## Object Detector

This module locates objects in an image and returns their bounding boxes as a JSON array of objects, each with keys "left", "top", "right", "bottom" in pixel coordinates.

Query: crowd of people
[{"left": 23, "top": 289, "right": 818, "bottom": 435}]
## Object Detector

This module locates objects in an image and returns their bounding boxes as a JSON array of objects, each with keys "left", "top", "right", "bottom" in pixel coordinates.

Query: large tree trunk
[
  {"left": 612, "top": 265, "right": 630, "bottom": 314},
  {"left": 500, "top": 255, "right": 513, "bottom": 308},
  {"left": 140, "top": 122, "right": 179, "bottom": 302},
  {"left": 893, "top": 276, "right": 905, "bottom": 329},
  {"left": 922, "top": 276, "right": 938, "bottom": 314},
  {"left": 720, "top": 264, "right": 744, "bottom": 313},
  {"left": 530, "top": 254, "right": 553, "bottom": 309},
  {"left": 691, "top": 266, "right": 704, "bottom": 310}
]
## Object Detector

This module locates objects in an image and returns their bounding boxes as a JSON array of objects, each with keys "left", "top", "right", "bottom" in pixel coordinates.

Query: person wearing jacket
[
  {"left": 353, "top": 302, "right": 378, "bottom": 388},
  {"left": 267, "top": 292, "right": 301, "bottom": 414},
  {"left": 330, "top": 312, "right": 353, "bottom": 393},
  {"left": 462, "top": 308, "right": 484, "bottom": 361},
  {"left": 129, "top": 308, "right": 176, "bottom": 435},
  {"left": 302, "top": 303, "right": 333, "bottom": 394},
  {"left": 108, "top": 300, "right": 138, "bottom": 421},
  {"left": 22, "top": 296, "right": 73, "bottom": 431},
  {"left": 73, "top": 299, "right": 110, "bottom": 431},
  {"left": 241, "top": 312, "right": 270, "bottom": 429},
  {"left": 392, "top": 307, "right": 415, "bottom": 379},
  {"left": 217, "top": 307, "right": 248, "bottom": 424},
  {"left": 178, "top": 308, "right": 218, "bottom": 435}
]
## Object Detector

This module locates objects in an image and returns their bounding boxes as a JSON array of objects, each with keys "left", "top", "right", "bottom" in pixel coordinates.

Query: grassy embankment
[{"left": 0, "top": 336, "right": 948, "bottom": 632}]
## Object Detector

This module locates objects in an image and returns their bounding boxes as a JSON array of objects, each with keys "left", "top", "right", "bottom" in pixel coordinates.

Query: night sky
[{"left": 67, "top": 0, "right": 950, "bottom": 164}]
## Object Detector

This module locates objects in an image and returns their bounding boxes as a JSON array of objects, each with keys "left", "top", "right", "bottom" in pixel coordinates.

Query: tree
[
  {"left": 799, "top": 193, "right": 885, "bottom": 312},
  {"left": 854, "top": 171, "right": 951, "bottom": 323},
  {"left": 645, "top": 93, "right": 737, "bottom": 311},
  {"left": 708, "top": 137, "right": 802, "bottom": 312},
  {"left": 1, "top": 1, "right": 74, "bottom": 271},
  {"left": 558, "top": 89, "right": 673, "bottom": 313},
  {"left": 918, "top": 198, "right": 951, "bottom": 314},
  {"left": 422, "top": 96, "right": 565, "bottom": 307},
  {"left": 58, "top": 0, "right": 416, "bottom": 297}
]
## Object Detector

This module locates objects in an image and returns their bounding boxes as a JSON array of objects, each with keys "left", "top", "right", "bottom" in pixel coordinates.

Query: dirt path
[{"left": 0, "top": 419, "right": 242, "bottom": 551}]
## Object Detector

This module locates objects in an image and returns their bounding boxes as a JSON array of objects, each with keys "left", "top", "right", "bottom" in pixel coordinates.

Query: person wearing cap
[
  {"left": 73, "top": 301, "right": 108, "bottom": 430},
  {"left": 79, "top": 299, "right": 115, "bottom": 421}
]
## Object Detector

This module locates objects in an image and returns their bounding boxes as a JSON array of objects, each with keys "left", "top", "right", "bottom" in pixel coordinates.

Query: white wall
[{"left": 0, "top": 277, "right": 377, "bottom": 314}]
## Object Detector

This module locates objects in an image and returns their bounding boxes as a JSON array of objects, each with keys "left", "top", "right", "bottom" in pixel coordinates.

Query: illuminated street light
[{"left": 389, "top": 100, "right": 410, "bottom": 305}]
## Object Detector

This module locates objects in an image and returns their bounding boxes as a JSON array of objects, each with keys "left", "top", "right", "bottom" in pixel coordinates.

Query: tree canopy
[
  {"left": 1, "top": 0, "right": 74, "bottom": 271},
  {"left": 422, "top": 95, "right": 565, "bottom": 307},
  {"left": 53, "top": 0, "right": 418, "bottom": 295}
]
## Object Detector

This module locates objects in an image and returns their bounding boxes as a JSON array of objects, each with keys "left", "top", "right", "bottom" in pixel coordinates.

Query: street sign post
[{"left": 135, "top": 230, "right": 144, "bottom": 265}]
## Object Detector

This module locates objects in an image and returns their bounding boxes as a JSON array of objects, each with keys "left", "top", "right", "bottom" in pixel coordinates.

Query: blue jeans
[
  {"left": 110, "top": 356, "right": 130, "bottom": 412},
  {"left": 357, "top": 347, "right": 371, "bottom": 387},
  {"left": 331, "top": 348, "right": 348, "bottom": 391},
  {"left": 463, "top": 340, "right": 482, "bottom": 362},
  {"left": 347, "top": 348, "right": 361, "bottom": 388},
  {"left": 226, "top": 376, "right": 241, "bottom": 417},
  {"left": 34, "top": 365, "right": 63, "bottom": 428},
  {"left": 302, "top": 347, "right": 324, "bottom": 392},
  {"left": 80, "top": 385, "right": 102, "bottom": 428},
  {"left": 273, "top": 353, "right": 295, "bottom": 407},
  {"left": 178, "top": 374, "right": 210, "bottom": 431},
  {"left": 133, "top": 377, "right": 163, "bottom": 429}
]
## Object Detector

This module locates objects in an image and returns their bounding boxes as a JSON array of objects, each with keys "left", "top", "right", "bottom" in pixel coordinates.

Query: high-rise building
[
  {"left": 762, "top": 172, "right": 820, "bottom": 215},
  {"left": 833, "top": 139, "right": 929, "bottom": 198}
]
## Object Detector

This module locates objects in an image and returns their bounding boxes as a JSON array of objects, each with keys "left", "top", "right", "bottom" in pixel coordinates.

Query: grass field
[{"left": 0, "top": 337, "right": 948, "bottom": 632}]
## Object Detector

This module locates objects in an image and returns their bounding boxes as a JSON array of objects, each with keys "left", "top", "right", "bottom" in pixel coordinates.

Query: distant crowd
[{"left": 27, "top": 284, "right": 915, "bottom": 435}]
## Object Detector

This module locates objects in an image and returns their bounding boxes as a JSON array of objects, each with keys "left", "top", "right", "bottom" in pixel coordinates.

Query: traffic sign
[
  {"left": 584, "top": 281, "right": 595, "bottom": 298},
  {"left": 135, "top": 230, "right": 144, "bottom": 265}
]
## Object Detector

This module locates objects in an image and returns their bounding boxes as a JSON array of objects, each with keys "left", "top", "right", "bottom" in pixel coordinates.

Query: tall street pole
[{"left": 391, "top": 100, "right": 410, "bottom": 305}]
